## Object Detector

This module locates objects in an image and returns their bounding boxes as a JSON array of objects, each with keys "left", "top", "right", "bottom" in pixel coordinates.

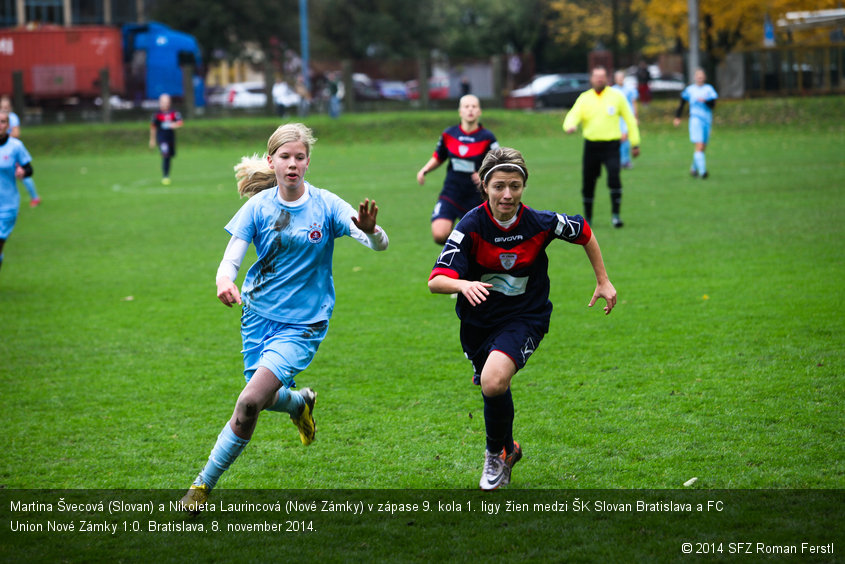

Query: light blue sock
[
  {"left": 694, "top": 151, "right": 706, "bottom": 175},
  {"left": 620, "top": 140, "right": 631, "bottom": 165},
  {"left": 265, "top": 387, "right": 304, "bottom": 416},
  {"left": 196, "top": 423, "right": 249, "bottom": 489},
  {"left": 22, "top": 177, "right": 38, "bottom": 199}
]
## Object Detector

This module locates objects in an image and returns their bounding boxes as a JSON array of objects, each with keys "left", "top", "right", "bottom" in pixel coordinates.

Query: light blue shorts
[
  {"left": 240, "top": 305, "right": 329, "bottom": 388},
  {"left": 0, "top": 209, "right": 18, "bottom": 240},
  {"left": 689, "top": 117, "right": 711, "bottom": 144}
]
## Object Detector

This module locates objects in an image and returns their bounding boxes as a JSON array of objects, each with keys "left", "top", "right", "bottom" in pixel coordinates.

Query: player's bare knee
[
  {"left": 234, "top": 391, "right": 261, "bottom": 421},
  {"left": 481, "top": 374, "right": 509, "bottom": 396}
]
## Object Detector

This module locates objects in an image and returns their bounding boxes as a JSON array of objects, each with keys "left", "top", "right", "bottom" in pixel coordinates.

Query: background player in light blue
[
  {"left": 674, "top": 69, "right": 718, "bottom": 178},
  {"left": 181, "top": 123, "right": 389, "bottom": 512},
  {"left": 0, "top": 111, "right": 34, "bottom": 273},
  {"left": 612, "top": 70, "right": 639, "bottom": 169},
  {"left": 1, "top": 95, "right": 40, "bottom": 206}
]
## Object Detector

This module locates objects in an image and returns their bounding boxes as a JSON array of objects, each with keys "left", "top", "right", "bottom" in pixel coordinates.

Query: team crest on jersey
[
  {"left": 458, "top": 144, "right": 469, "bottom": 156},
  {"left": 499, "top": 252, "right": 517, "bottom": 270},
  {"left": 307, "top": 223, "right": 323, "bottom": 244}
]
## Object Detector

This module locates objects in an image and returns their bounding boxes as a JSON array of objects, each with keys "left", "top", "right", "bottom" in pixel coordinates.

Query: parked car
[
  {"left": 534, "top": 73, "right": 590, "bottom": 108},
  {"left": 623, "top": 65, "right": 685, "bottom": 93},
  {"left": 352, "top": 73, "right": 382, "bottom": 101},
  {"left": 406, "top": 75, "right": 450, "bottom": 100},
  {"left": 205, "top": 85, "right": 228, "bottom": 107},
  {"left": 505, "top": 73, "right": 589, "bottom": 109},
  {"left": 377, "top": 80, "right": 409, "bottom": 100},
  {"left": 210, "top": 81, "right": 302, "bottom": 111},
  {"left": 94, "top": 95, "right": 134, "bottom": 109},
  {"left": 223, "top": 81, "right": 267, "bottom": 108},
  {"left": 272, "top": 81, "right": 302, "bottom": 112}
]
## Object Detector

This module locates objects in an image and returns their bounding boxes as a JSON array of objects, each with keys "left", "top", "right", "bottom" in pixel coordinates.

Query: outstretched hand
[
  {"left": 352, "top": 198, "right": 378, "bottom": 234},
  {"left": 588, "top": 280, "right": 617, "bottom": 315},
  {"left": 217, "top": 278, "right": 242, "bottom": 308}
]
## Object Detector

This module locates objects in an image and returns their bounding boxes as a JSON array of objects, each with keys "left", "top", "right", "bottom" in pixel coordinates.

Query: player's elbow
[{"left": 428, "top": 276, "right": 447, "bottom": 294}]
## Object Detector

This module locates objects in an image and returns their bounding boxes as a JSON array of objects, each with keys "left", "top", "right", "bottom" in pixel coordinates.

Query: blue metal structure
[{"left": 122, "top": 21, "right": 205, "bottom": 107}]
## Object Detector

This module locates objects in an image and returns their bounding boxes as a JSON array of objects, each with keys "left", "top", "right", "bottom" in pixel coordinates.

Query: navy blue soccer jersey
[
  {"left": 429, "top": 202, "right": 592, "bottom": 326},
  {"left": 433, "top": 124, "right": 499, "bottom": 210},
  {"left": 152, "top": 110, "right": 181, "bottom": 144}
]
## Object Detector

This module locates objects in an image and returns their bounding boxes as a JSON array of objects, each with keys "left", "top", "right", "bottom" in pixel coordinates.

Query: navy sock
[
  {"left": 162, "top": 157, "right": 171, "bottom": 177},
  {"left": 482, "top": 388, "right": 515, "bottom": 454}
]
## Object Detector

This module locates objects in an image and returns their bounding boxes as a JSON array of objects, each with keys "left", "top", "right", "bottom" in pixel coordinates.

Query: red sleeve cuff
[
  {"left": 574, "top": 221, "right": 592, "bottom": 245},
  {"left": 429, "top": 267, "right": 459, "bottom": 281}
]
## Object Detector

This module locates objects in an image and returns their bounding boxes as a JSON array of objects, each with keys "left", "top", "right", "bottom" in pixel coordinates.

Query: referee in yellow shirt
[{"left": 564, "top": 67, "right": 640, "bottom": 228}]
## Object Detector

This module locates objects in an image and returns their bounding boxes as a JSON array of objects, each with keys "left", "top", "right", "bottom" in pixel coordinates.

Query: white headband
[{"left": 483, "top": 163, "right": 526, "bottom": 184}]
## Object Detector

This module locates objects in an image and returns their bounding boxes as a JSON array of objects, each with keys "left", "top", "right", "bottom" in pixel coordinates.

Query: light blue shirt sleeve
[
  {"left": 16, "top": 141, "right": 31, "bottom": 166},
  {"left": 330, "top": 194, "right": 356, "bottom": 240},
  {"left": 225, "top": 197, "right": 258, "bottom": 243}
]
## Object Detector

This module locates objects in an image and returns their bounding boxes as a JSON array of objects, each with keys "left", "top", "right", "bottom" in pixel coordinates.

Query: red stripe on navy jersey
[
  {"left": 442, "top": 133, "right": 493, "bottom": 160},
  {"left": 429, "top": 267, "right": 459, "bottom": 281},
  {"left": 153, "top": 111, "right": 181, "bottom": 125},
  {"left": 470, "top": 229, "right": 549, "bottom": 272}
]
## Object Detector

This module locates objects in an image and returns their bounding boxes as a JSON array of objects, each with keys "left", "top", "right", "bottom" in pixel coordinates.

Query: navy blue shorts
[
  {"left": 460, "top": 316, "right": 549, "bottom": 379},
  {"left": 431, "top": 187, "right": 482, "bottom": 222},
  {"left": 158, "top": 140, "right": 176, "bottom": 158}
]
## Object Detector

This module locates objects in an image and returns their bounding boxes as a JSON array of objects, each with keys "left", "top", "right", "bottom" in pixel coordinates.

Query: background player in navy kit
[
  {"left": 149, "top": 93, "right": 183, "bottom": 185},
  {"left": 416, "top": 94, "right": 499, "bottom": 244},
  {"left": 428, "top": 147, "right": 617, "bottom": 490}
]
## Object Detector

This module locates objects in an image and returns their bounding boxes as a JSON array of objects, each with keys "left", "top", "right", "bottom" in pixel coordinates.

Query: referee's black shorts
[{"left": 582, "top": 139, "right": 621, "bottom": 190}]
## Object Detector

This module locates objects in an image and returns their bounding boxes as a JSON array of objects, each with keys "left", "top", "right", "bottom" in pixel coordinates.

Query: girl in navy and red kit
[
  {"left": 416, "top": 95, "right": 499, "bottom": 245},
  {"left": 428, "top": 147, "right": 617, "bottom": 490},
  {"left": 149, "top": 93, "right": 183, "bottom": 185}
]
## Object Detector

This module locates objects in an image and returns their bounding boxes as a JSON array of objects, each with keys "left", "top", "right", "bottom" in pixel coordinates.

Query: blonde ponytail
[{"left": 234, "top": 155, "right": 276, "bottom": 198}]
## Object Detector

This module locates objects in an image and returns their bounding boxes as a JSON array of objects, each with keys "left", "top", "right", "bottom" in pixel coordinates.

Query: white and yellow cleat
[
  {"left": 180, "top": 483, "right": 210, "bottom": 516},
  {"left": 290, "top": 387, "right": 316, "bottom": 445}
]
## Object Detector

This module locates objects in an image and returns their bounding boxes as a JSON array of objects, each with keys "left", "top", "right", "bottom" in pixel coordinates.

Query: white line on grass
[{"left": 111, "top": 178, "right": 228, "bottom": 195}]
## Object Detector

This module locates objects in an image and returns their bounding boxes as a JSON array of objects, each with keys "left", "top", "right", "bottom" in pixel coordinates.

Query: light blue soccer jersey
[
  {"left": 681, "top": 83, "right": 718, "bottom": 124},
  {"left": 0, "top": 136, "right": 31, "bottom": 213},
  {"left": 612, "top": 84, "right": 638, "bottom": 133},
  {"left": 7, "top": 111, "right": 20, "bottom": 132},
  {"left": 225, "top": 182, "right": 357, "bottom": 324}
]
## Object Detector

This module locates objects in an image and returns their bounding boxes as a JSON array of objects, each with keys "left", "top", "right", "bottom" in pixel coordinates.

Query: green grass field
[{"left": 0, "top": 98, "right": 842, "bottom": 561}]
